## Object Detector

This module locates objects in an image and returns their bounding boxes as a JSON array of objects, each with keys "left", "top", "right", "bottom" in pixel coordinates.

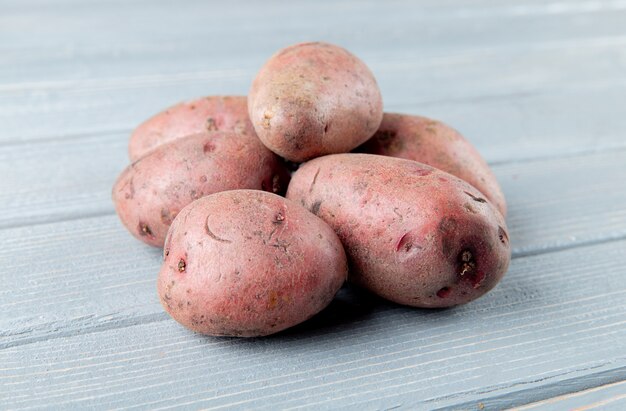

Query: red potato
[
  {"left": 128, "top": 96, "right": 255, "bottom": 161},
  {"left": 157, "top": 190, "right": 348, "bottom": 337},
  {"left": 356, "top": 113, "right": 507, "bottom": 216},
  {"left": 286, "top": 154, "right": 511, "bottom": 308},
  {"left": 248, "top": 42, "right": 383, "bottom": 162},
  {"left": 113, "top": 131, "right": 289, "bottom": 247}
]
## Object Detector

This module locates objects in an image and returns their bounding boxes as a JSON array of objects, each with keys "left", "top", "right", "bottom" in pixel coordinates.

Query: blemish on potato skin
[
  {"left": 439, "top": 217, "right": 458, "bottom": 257},
  {"left": 284, "top": 130, "right": 305, "bottom": 150},
  {"left": 205, "top": 215, "right": 232, "bottom": 243},
  {"left": 138, "top": 222, "right": 154, "bottom": 238},
  {"left": 392, "top": 207, "right": 404, "bottom": 222},
  {"left": 436, "top": 287, "right": 451, "bottom": 298},
  {"left": 271, "top": 239, "right": 290, "bottom": 253},
  {"left": 190, "top": 314, "right": 207, "bottom": 327},
  {"left": 124, "top": 177, "right": 135, "bottom": 200},
  {"left": 262, "top": 111, "right": 273, "bottom": 129},
  {"left": 413, "top": 167, "right": 432, "bottom": 177},
  {"left": 267, "top": 291, "right": 279, "bottom": 309},
  {"left": 396, "top": 232, "right": 420, "bottom": 252},
  {"left": 272, "top": 174, "right": 282, "bottom": 194},
  {"left": 459, "top": 250, "right": 476, "bottom": 276},
  {"left": 498, "top": 226, "right": 509, "bottom": 245},
  {"left": 464, "top": 203, "right": 478, "bottom": 214},
  {"left": 178, "top": 259, "right": 186, "bottom": 272},
  {"left": 439, "top": 217, "right": 458, "bottom": 233},
  {"left": 425, "top": 120, "right": 440, "bottom": 134},
  {"left": 469, "top": 271, "right": 486, "bottom": 288},
  {"left": 309, "top": 168, "right": 321, "bottom": 192},
  {"left": 310, "top": 200, "right": 322, "bottom": 215},
  {"left": 352, "top": 180, "right": 369, "bottom": 195},
  {"left": 268, "top": 212, "right": 285, "bottom": 240},
  {"left": 161, "top": 208, "right": 175, "bottom": 225},
  {"left": 161, "top": 292, "right": 173, "bottom": 310},
  {"left": 375, "top": 129, "right": 397, "bottom": 149},
  {"left": 203, "top": 141, "right": 216, "bottom": 154},
  {"left": 464, "top": 191, "right": 487, "bottom": 203},
  {"left": 456, "top": 249, "right": 486, "bottom": 288},
  {"left": 263, "top": 173, "right": 285, "bottom": 195},
  {"left": 206, "top": 117, "right": 218, "bottom": 131}
]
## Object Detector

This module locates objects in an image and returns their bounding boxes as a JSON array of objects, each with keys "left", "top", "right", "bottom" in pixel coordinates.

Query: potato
[
  {"left": 286, "top": 154, "right": 510, "bottom": 308},
  {"left": 356, "top": 113, "right": 507, "bottom": 216},
  {"left": 248, "top": 42, "right": 383, "bottom": 162},
  {"left": 113, "top": 131, "right": 289, "bottom": 247},
  {"left": 157, "top": 190, "right": 348, "bottom": 337},
  {"left": 128, "top": 96, "right": 255, "bottom": 161}
]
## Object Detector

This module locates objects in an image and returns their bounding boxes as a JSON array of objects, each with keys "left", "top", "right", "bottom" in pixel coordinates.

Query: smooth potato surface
[
  {"left": 249, "top": 42, "right": 383, "bottom": 162},
  {"left": 356, "top": 113, "right": 507, "bottom": 216},
  {"left": 157, "top": 190, "right": 348, "bottom": 337},
  {"left": 129, "top": 96, "right": 255, "bottom": 161},
  {"left": 113, "top": 131, "right": 289, "bottom": 247},
  {"left": 286, "top": 154, "right": 511, "bottom": 308}
]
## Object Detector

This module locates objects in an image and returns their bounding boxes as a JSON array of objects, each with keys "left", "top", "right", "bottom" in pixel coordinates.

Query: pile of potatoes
[{"left": 113, "top": 42, "right": 511, "bottom": 337}]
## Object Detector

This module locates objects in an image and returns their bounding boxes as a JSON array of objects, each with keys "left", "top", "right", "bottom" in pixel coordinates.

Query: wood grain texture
[
  {"left": 1, "top": 0, "right": 626, "bottom": 164},
  {"left": 513, "top": 380, "right": 626, "bottom": 411},
  {"left": 2, "top": 0, "right": 626, "bottom": 409},
  {"left": 1, "top": 146, "right": 625, "bottom": 347},
  {"left": 1, "top": 239, "right": 625, "bottom": 409},
  {"left": 2, "top": 135, "right": 625, "bottom": 246},
  {"left": 0, "top": 215, "right": 164, "bottom": 349},
  {"left": 3, "top": 71, "right": 626, "bottom": 163}
]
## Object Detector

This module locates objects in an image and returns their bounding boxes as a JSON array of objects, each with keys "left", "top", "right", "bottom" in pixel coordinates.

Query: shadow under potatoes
[{"left": 205, "top": 283, "right": 457, "bottom": 347}]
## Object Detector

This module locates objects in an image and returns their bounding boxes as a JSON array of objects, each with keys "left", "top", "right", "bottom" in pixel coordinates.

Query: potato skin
[
  {"left": 157, "top": 190, "right": 348, "bottom": 337},
  {"left": 286, "top": 154, "right": 511, "bottom": 308},
  {"left": 356, "top": 113, "right": 506, "bottom": 217},
  {"left": 128, "top": 96, "right": 255, "bottom": 161},
  {"left": 113, "top": 131, "right": 289, "bottom": 247},
  {"left": 248, "top": 42, "right": 383, "bottom": 162}
]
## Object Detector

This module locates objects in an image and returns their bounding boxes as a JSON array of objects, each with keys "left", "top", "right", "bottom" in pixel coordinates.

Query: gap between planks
[
  {"left": 444, "top": 366, "right": 626, "bottom": 410},
  {"left": 2, "top": 230, "right": 626, "bottom": 351},
  {"left": 1, "top": 142, "right": 625, "bottom": 231}
]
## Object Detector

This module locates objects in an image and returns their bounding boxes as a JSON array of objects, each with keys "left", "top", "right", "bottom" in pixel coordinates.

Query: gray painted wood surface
[
  {"left": 1, "top": 0, "right": 625, "bottom": 409},
  {"left": 514, "top": 380, "right": 626, "bottom": 410}
]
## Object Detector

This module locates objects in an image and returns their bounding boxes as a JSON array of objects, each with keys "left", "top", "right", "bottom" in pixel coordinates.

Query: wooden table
[{"left": 2, "top": 1, "right": 625, "bottom": 409}]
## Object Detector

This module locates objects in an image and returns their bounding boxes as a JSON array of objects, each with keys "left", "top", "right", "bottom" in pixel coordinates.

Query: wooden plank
[
  {"left": 2, "top": 0, "right": 626, "bottom": 58},
  {"left": 399, "top": 85, "right": 626, "bottom": 163},
  {"left": 0, "top": 215, "right": 164, "bottom": 348},
  {"left": 2, "top": 33, "right": 626, "bottom": 147},
  {"left": 0, "top": 133, "right": 125, "bottom": 229},
  {"left": 1, "top": 147, "right": 626, "bottom": 348},
  {"left": 2, "top": 8, "right": 625, "bottom": 86},
  {"left": 497, "top": 149, "right": 626, "bottom": 256},
  {"left": 1, "top": 132, "right": 625, "bottom": 243},
  {"left": 512, "top": 380, "right": 626, "bottom": 411},
  {"left": 1, "top": 239, "right": 625, "bottom": 409},
  {"left": 1, "top": 1, "right": 625, "bottom": 408},
  {"left": 1, "top": 0, "right": 626, "bottom": 161}
]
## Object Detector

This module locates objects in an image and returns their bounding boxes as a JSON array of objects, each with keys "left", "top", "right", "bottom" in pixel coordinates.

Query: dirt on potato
[
  {"left": 286, "top": 153, "right": 511, "bottom": 308},
  {"left": 157, "top": 190, "right": 348, "bottom": 337}
]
